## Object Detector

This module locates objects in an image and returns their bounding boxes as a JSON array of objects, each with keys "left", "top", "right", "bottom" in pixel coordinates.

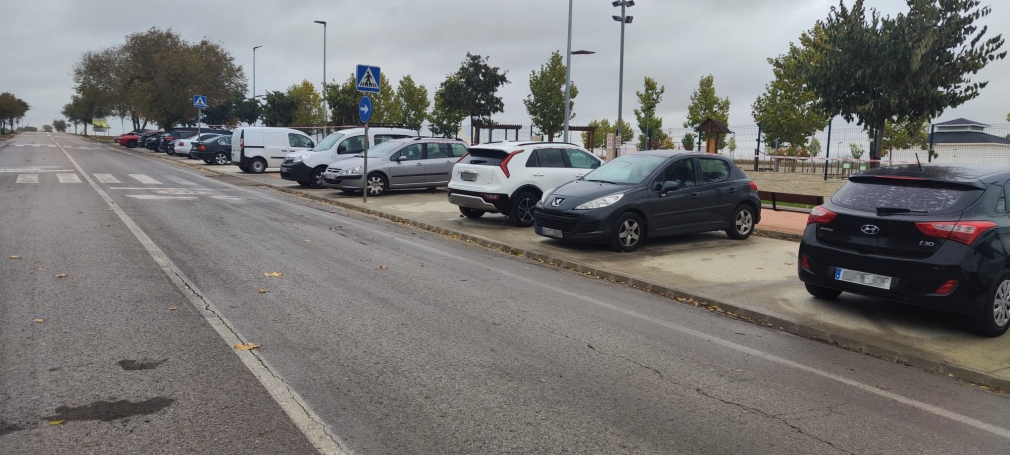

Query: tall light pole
[
  {"left": 253, "top": 46, "right": 261, "bottom": 126},
  {"left": 563, "top": 0, "right": 574, "bottom": 143},
  {"left": 314, "top": 20, "right": 328, "bottom": 134},
  {"left": 612, "top": 0, "right": 634, "bottom": 156}
]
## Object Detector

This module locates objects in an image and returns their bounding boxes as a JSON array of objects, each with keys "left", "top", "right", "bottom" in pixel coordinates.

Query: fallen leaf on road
[
  {"left": 716, "top": 252, "right": 722, "bottom": 255},
  {"left": 33, "top": 318, "right": 44, "bottom": 323},
  {"left": 756, "top": 267, "right": 764, "bottom": 270},
  {"left": 36, "top": 268, "right": 45, "bottom": 271},
  {"left": 264, "top": 272, "right": 283, "bottom": 277},
  {"left": 376, "top": 265, "right": 388, "bottom": 271},
  {"left": 247, "top": 197, "right": 252, "bottom": 200},
  {"left": 9, "top": 255, "right": 20, "bottom": 259},
  {"left": 303, "top": 239, "right": 311, "bottom": 243},
  {"left": 169, "top": 306, "right": 177, "bottom": 311},
  {"left": 194, "top": 242, "right": 200, "bottom": 245},
  {"left": 538, "top": 378, "right": 547, "bottom": 383},
  {"left": 107, "top": 208, "right": 114, "bottom": 211},
  {"left": 77, "top": 211, "right": 83, "bottom": 214},
  {"left": 48, "top": 420, "right": 64, "bottom": 426},
  {"left": 258, "top": 289, "right": 267, "bottom": 294},
  {"left": 784, "top": 262, "right": 794, "bottom": 266},
  {"left": 55, "top": 273, "right": 67, "bottom": 278},
  {"left": 235, "top": 343, "right": 261, "bottom": 350}
]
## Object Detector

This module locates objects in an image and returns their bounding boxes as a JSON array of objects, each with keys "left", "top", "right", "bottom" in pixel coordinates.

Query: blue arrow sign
[
  {"left": 356, "top": 65, "right": 381, "bottom": 93},
  {"left": 358, "top": 96, "right": 372, "bottom": 123},
  {"left": 193, "top": 95, "right": 208, "bottom": 109}
]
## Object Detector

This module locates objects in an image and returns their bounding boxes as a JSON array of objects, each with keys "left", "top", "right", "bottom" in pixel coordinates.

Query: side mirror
[
  {"left": 337, "top": 145, "right": 347, "bottom": 153},
  {"left": 661, "top": 181, "right": 680, "bottom": 194},
  {"left": 397, "top": 155, "right": 407, "bottom": 162}
]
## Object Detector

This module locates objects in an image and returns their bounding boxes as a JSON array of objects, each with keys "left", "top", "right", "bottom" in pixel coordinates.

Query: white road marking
[
  {"left": 129, "top": 174, "right": 161, "bottom": 184},
  {"left": 210, "top": 196, "right": 243, "bottom": 200},
  {"left": 164, "top": 175, "right": 197, "bottom": 186},
  {"left": 51, "top": 136, "right": 348, "bottom": 455},
  {"left": 94, "top": 174, "right": 122, "bottom": 184},
  {"left": 57, "top": 173, "right": 81, "bottom": 183},
  {"left": 126, "top": 195, "right": 197, "bottom": 200},
  {"left": 16, "top": 174, "right": 38, "bottom": 183},
  {"left": 109, "top": 187, "right": 193, "bottom": 190}
]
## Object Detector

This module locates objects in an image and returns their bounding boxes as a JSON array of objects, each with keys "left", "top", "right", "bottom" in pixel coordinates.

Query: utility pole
[{"left": 612, "top": 0, "right": 634, "bottom": 156}]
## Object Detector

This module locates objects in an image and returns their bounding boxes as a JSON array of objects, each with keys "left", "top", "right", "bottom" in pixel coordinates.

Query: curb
[{"left": 112, "top": 144, "right": 1010, "bottom": 393}]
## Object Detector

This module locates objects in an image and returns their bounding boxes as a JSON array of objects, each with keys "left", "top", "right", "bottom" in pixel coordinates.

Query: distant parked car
[
  {"left": 142, "top": 131, "right": 165, "bottom": 150},
  {"left": 799, "top": 164, "right": 1010, "bottom": 337},
  {"left": 171, "top": 132, "right": 225, "bottom": 157},
  {"left": 117, "top": 129, "right": 155, "bottom": 148},
  {"left": 447, "top": 141, "right": 604, "bottom": 227},
  {"left": 230, "top": 127, "right": 315, "bottom": 173},
  {"left": 533, "top": 151, "right": 760, "bottom": 252},
  {"left": 281, "top": 126, "right": 418, "bottom": 188},
  {"left": 189, "top": 135, "right": 232, "bottom": 165},
  {"left": 321, "top": 137, "right": 468, "bottom": 195}
]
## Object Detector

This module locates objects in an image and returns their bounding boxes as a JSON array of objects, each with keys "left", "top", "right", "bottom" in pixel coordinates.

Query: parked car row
[{"left": 115, "top": 128, "right": 233, "bottom": 163}]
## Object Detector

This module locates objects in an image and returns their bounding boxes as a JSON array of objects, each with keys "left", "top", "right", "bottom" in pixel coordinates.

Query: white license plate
[
  {"left": 540, "top": 227, "right": 563, "bottom": 238},
  {"left": 834, "top": 268, "right": 892, "bottom": 290},
  {"left": 460, "top": 172, "right": 478, "bottom": 182}
]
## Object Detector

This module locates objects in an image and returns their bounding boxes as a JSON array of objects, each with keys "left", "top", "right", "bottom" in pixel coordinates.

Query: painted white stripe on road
[
  {"left": 109, "top": 187, "right": 191, "bottom": 190},
  {"left": 57, "top": 173, "right": 81, "bottom": 183},
  {"left": 50, "top": 135, "right": 348, "bottom": 455},
  {"left": 164, "top": 175, "right": 197, "bottom": 186},
  {"left": 94, "top": 174, "right": 122, "bottom": 184},
  {"left": 129, "top": 174, "right": 161, "bottom": 184},
  {"left": 125, "top": 195, "right": 197, "bottom": 200},
  {"left": 16, "top": 174, "right": 38, "bottom": 183}
]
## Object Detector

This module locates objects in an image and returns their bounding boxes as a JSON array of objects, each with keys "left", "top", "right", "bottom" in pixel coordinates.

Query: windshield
[
  {"left": 357, "top": 140, "right": 402, "bottom": 157},
  {"left": 583, "top": 154, "right": 667, "bottom": 184},
  {"left": 312, "top": 133, "right": 345, "bottom": 152}
]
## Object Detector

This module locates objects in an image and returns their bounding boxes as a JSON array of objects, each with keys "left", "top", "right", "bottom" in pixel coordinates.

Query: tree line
[{"left": 0, "top": 92, "right": 30, "bottom": 135}]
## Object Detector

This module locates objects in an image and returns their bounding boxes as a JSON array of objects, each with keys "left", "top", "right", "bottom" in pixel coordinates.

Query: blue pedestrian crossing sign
[
  {"left": 356, "top": 65, "right": 381, "bottom": 93},
  {"left": 193, "top": 95, "right": 208, "bottom": 109},
  {"left": 359, "top": 96, "right": 372, "bottom": 123}
]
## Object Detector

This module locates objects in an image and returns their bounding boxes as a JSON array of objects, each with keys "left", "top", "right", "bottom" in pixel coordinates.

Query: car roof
[
  {"left": 469, "top": 141, "right": 587, "bottom": 151},
  {"left": 387, "top": 137, "right": 464, "bottom": 144},
  {"left": 856, "top": 164, "right": 1010, "bottom": 182}
]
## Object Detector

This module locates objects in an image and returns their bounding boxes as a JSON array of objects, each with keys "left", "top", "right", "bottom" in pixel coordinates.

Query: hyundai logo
[
  {"left": 861, "top": 224, "right": 880, "bottom": 235},
  {"left": 551, "top": 197, "right": 565, "bottom": 207}
]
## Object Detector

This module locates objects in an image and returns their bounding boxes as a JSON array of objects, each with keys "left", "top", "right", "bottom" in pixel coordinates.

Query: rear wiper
[{"left": 876, "top": 206, "right": 927, "bottom": 215}]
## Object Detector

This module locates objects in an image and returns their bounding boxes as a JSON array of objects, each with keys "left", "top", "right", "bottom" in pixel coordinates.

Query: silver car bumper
[{"left": 449, "top": 193, "right": 498, "bottom": 211}]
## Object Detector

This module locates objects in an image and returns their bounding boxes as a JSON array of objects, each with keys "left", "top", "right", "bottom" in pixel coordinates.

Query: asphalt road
[{"left": 2, "top": 132, "right": 1010, "bottom": 454}]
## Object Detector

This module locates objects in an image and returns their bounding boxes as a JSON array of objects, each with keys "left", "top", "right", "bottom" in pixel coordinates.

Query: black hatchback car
[
  {"left": 533, "top": 151, "right": 761, "bottom": 252},
  {"left": 798, "top": 164, "right": 1010, "bottom": 337}
]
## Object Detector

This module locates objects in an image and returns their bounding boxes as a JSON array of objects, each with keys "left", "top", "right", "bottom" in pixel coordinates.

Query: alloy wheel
[
  {"left": 214, "top": 153, "right": 228, "bottom": 165},
  {"left": 994, "top": 280, "right": 1010, "bottom": 327},
  {"left": 517, "top": 198, "right": 536, "bottom": 224},
  {"left": 367, "top": 176, "right": 385, "bottom": 195},
  {"left": 619, "top": 220, "right": 640, "bottom": 247},
  {"left": 736, "top": 210, "right": 754, "bottom": 235}
]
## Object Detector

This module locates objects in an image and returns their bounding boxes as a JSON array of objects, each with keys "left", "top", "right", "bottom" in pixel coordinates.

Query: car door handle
[
  {"left": 690, "top": 193, "right": 701, "bottom": 199},
  {"left": 532, "top": 173, "right": 544, "bottom": 177},
  {"left": 727, "top": 188, "right": 738, "bottom": 194},
  {"left": 415, "top": 162, "right": 423, "bottom": 166},
  {"left": 445, "top": 160, "right": 453, "bottom": 164}
]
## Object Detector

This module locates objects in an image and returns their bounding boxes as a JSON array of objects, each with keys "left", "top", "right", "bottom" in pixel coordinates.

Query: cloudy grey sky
[{"left": 2, "top": 0, "right": 1008, "bottom": 135}]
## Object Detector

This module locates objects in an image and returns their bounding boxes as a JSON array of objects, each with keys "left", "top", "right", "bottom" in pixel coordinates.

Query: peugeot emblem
[
  {"left": 861, "top": 224, "right": 880, "bottom": 235},
  {"left": 551, "top": 197, "right": 565, "bottom": 207}
]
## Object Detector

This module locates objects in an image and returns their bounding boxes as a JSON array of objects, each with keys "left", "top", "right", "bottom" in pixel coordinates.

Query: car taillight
[
  {"left": 807, "top": 206, "right": 837, "bottom": 225},
  {"left": 499, "top": 150, "right": 523, "bottom": 178},
  {"left": 800, "top": 254, "right": 811, "bottom": 272},
  {"left": 915, "top": 221, "right": 996, "bottom": 245},
  {"left": 179, "top": 142, "right": 184, "bottom": 146},
  {"left": 456, "top": 152, "right": 469, "bottom": 163},
  {"left": 749, "top": 181, "right": 758, "bottom": 191},
  {"left": 934, "top": 279, "right": 959, "bottom": 295},
  {"left": 197, "top": 145, "right": 205, "bottom": 151}
]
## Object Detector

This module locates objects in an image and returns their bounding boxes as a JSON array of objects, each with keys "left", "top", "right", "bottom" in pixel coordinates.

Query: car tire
[
  {"left": 248, "top": 158, "right": 267, "bottom": 174},
  {"left": 459, "top": 207, "right": 485, "bottom": 219},
  {"left": 311, "top": 167, "right": 327, "bottom": 189},
  {"left": 214, "top": 152, "right": 229, "bottom": 165},
  {"left": 974, "top": 270, "right": 1010, "bottom": 337},
  {"left": 609, "top": 212, "right": 645, "bottom": 252},
  {"left": 166, "top": 149, "right": 174, "bottom": 156},
  {"left": 297, "top": 181, "right": 311, "bottom": 187},
  {"left": 238, "top": 164, "right": 249, "bottom": 173},
  {"left": 126, "top": 140, "right": 137, "bottom": 148},
  {"left": 727, "top": 204, "right": 756, "bottom": 240},
  {"left": 804, "top": 283, "right": 842, "bottom": 300},
  {"left": 509, "top": 192, "right": 538, "bottom": 227},
  {"left": 366, "top": 173, "right": 387, "bottom": 196}
]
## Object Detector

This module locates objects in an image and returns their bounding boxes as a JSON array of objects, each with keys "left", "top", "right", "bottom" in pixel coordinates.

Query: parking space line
[
  {"left": 16, "top": 174, "right": 38, "bottom": 183},
  {"left": 57, "top": 173, "right": 82, "bottom": 183},
  {"left": 129, "top": 174, "right": 161, "bottom": 184}
]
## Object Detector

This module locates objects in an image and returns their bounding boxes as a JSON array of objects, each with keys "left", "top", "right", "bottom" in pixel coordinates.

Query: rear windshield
[
  {"left": 831, "top": 180, "right": 983, "bottom": 215},
  {"left": 461, "top": 148, "right": 509, "bottom": 166}
]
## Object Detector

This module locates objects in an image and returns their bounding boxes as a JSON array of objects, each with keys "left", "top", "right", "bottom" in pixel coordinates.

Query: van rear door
[{"left": 264, "top": 131, "right": 288, "bottom": 168}]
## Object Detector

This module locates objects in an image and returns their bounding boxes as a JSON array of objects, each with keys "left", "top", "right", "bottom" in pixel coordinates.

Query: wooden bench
[{"left": 757, "top": 191, "right": 824, "bottom": 211}]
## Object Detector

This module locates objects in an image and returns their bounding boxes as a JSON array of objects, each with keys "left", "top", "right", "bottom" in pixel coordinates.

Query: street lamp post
[
  {"left": 612, "top": 0, "right": 634, "bottom": 156},
  {"left": 314, "top": 21, "right": 328, "bottom": 135},
  {"left": 253, "top": 46, "right": 262, "bottom": 126}
]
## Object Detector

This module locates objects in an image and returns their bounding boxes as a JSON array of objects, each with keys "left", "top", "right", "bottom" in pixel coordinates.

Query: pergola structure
[{"left": 471, "top": 120, "right": 522, "bottom": 144}]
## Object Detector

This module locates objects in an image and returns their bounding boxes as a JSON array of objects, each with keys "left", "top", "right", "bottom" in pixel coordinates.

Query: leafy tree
[
  {"left": 728, "top": 137, "right": 738, "bottom": 154},
  {"left": 808, "top": 138, "right": 822, "bottom": 157},
  {"left": 440, "top": 53, "right": 510, "bottom": 135},
  {"left": 682, "top": 133, "right": 696, "bottom": 151},
  {"left": 849, "top": 143, "right": 865, "bottom": 159},
  {"left": 752, "top": 25, "right": 830, "bottom": 154},
  {"left": 52, "top": 119, "right": 68, "bottom": 133},
  {"left": 880, "top": 118, "right": 929, "bottom": 158},
  {"left": 634, "top": 77, "right": 668, "bottom": 149},
  {"left": 61, "top": 95, "right": 101, "bottom": 135},
  {"left": 392, "top": 75, "right": 429, "bottom": 131},
  {"left": 287, "top": 80, "right": 325, "bottom": 128},
  {"left": 580, "top": 118, "right": 633, "bottom": 150},
  {"left": 234, "top": 98, "right": 260, "bottom": 126},
  {"left": 523, "top": 51, "right": 577, "bottom": 141},
  {"left": 428, "top": 75, "right": 467, "bottom": 138},
  {"left": 0, "top": 92, "right": 29, "bottom": 134},
  {"left": 685, "top": 75, "right": 731, "bottom": 148},
  {"left": 367, "top": 74, "right": 396, "bottom": 124},
  {"left": 805, "top": 0, "right": 1005, "bottom": 165},
  {"left": 325, "top": 75, "right": 361, "bottom": 126},
  {"left": 42, "top": 125, "right": 53, "bottom": 132},
  {"left": 260, "top": 91, "right": 297, "bottom": 127}
]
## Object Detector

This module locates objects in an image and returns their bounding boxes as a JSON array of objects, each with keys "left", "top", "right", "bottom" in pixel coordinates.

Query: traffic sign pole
[
  {"left": 362, "top": 122, "right": 369, "bottom": 203},
  {"left": 355, "top": 65, "right": 380, "bottom": 203}
]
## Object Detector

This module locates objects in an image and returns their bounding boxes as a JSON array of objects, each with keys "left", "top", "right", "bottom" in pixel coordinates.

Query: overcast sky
[{"left": 2, "top": 0, "right": 1008, "bottom": 136}]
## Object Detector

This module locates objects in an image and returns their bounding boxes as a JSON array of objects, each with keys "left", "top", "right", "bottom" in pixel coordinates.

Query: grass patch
[{"left": 761, "top": 200, "right": 815, "bottom": 210}]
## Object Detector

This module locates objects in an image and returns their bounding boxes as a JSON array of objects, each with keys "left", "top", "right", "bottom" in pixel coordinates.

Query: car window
[
  {"left": 832, "top": 180, "right": 982, "bottom": 215},
  {"left": 655, "top": 158, "right": 697, "bottom": 190},
  {"left": 537, "top": 148, "right": 566, "bottom": 168},
  {"left": 426, "top": 143, "right": 452, "bottom": 159},
  {"left": 526, "top": 151, "right": 541, "bottom": 167},
  {"left": 375, "top": 134, "right": 411, "bottom": 145},
  {"left": 338, "top": 136, "right": 365, "bottom": 154},
  {"left": 997, "top": 187, "right": 1007, "bottom": 213},
  {"left": 394, "top": 144, "right": 424, "bottom": 161},
  {"left": 450, "top": 144, "right": 468, "bottom": 157},
  {"left": 699, "top": 158, "right": 731, "bottom": 184},
  {"left": 218, "top": 137, "right": 230, "bottom": 145},
  {"left": 564, "top": 149, "right": 599, "bottom": 169},
  {"left": 289, "top": 133, "right": 313, "bottom": 148}
]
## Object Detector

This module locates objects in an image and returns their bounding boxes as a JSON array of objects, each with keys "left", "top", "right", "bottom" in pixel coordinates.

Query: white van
[
  {"left": 231, "top": 127, "right": 316, "bottom": 174},
  {"left": 280, "top": 127, "right": 418, "bottom": 187}
]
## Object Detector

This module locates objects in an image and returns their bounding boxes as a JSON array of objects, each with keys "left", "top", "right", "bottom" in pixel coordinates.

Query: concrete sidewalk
[{"left": 111, "top": 147, "right": 1010, "bottom": 391}]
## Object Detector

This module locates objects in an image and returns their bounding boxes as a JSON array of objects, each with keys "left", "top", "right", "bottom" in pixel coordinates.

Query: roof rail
[{"left": 516, "top": 141, "right": 579, "bottom": 147}]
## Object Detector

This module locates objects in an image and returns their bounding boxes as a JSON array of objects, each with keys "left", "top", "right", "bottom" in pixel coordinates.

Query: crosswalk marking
[
  {"left": 94, "top": 174, "right": 121, "bottom": 184},
  {"left": 129, "top": 174, "right": 161, "bottom": 184},
  {"left": 163, "top": 175, "right": 197, "bottom": 186},
  {"left": 57, "top": 173, "right": 81, "bottom": 183},
  {"left": 126, "top": 195, "right": 197, "bottom": 200},
  {"left": 16, "top": 174, "right": 38, "bottom": 183}
]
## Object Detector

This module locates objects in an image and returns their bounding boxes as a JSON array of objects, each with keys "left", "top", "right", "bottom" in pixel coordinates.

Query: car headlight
[
  {"left": 289, "top": 155, "right": 305, "bottom": 163},
  {"left": 574, "top": 193, "right": 624, "bottom": 210},
  {"left": 540, "top": 187, "right": 556, "bottom": 204},
  {"left": 341, "top": 166, "right": 361, "bottom": 175}
]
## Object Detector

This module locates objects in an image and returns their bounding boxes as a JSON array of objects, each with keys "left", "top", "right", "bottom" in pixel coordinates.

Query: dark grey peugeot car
[
  {"left": 799, "top": 164, "right": 1010, "bottom": 337},
  {"left": 533, "top": 151, "right": 761, "bottom": 252}
]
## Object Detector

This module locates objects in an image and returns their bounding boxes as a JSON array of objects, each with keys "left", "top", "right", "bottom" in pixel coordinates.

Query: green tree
[
  {"left": 880, "top": 118, "right": 929, "bottom": 158},
  {"left": 42, "top": 125, "right": 53, "bottom": 132},
  {"left": 428, "top": 75, "right": 467, "bottom": 138},
  {"left": 367, "top": 74, "right": 396, "bottom": 124},
  {"left": 849, "top": 143, "right": 865, "bottom": 160},
  {"left": 0, "top": 93, "right": 29, "bottom": 134},
  {"left": 805, "top": 0, "right": 1005, "bottom": 165},
  {"left": 728, "top": 137, "right": 738, "bottom": 154},
  {"left": 260, "top": 91, "right": 297, "bottom": 127},
  {"left": 808, "top": 138, "right": 822, "bottom": 157},
  {"left": 440, "top": 53, "right": 510, "bottom": 135},
  {"left": 684, "top": 75, "right": 731, "bottom": 149},
  {"left": 391, "top": 75, "right": 429, "bottom": 131},
  {"left": 61, "top": 95, "right": 100, "bottom": 135},
  {"left": 580, "top": 118, "right": 633, "bottom": 150},
  {"left": 682, "top": 132, "right": 696, "bottom": 151},
  {"left": 523, "top": 51, "right": 577, "bottom": 141},
  {"left": 287, "top": 80, "right": 325, "bottom": 128},
  {"left": 52, "top": 119, "right": 68, "bottom": 133},
  {"left": 634, "top": 77, "right": 668, "bottom": 149},
  {"left": 325, "top": 75, "right": 360, "bottom": 126}
]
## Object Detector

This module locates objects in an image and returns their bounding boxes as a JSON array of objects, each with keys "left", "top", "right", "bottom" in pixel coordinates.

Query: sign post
[
  {"left": 193, "top": 95, "right": 208, "bottom": 139},
  {"left": 356, "top": 65, "right": 381, "bottom": 203}
]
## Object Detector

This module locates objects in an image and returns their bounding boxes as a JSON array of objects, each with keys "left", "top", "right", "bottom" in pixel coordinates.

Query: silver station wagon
[{"left": 322, "top": 137, "right": 469, "bottom": 196}]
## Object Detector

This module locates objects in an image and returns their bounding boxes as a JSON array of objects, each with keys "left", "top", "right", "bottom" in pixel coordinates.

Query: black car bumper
[
  {"left": 532, "top": 204, "right": 617, "bottom": 244},
  {"left": 797, "top": 225, "right": 999, "bottom": 315},
  {"left": 280, "top": 162, "right": 312, "bottom": 182},
  {"left": 190, "top": 150, "right": 219, "bottom": 160}
]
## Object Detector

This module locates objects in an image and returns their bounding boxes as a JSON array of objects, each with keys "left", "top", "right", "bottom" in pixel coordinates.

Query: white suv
[{"left": 447, "top": 142, "right": 603, "bottom": 226}]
